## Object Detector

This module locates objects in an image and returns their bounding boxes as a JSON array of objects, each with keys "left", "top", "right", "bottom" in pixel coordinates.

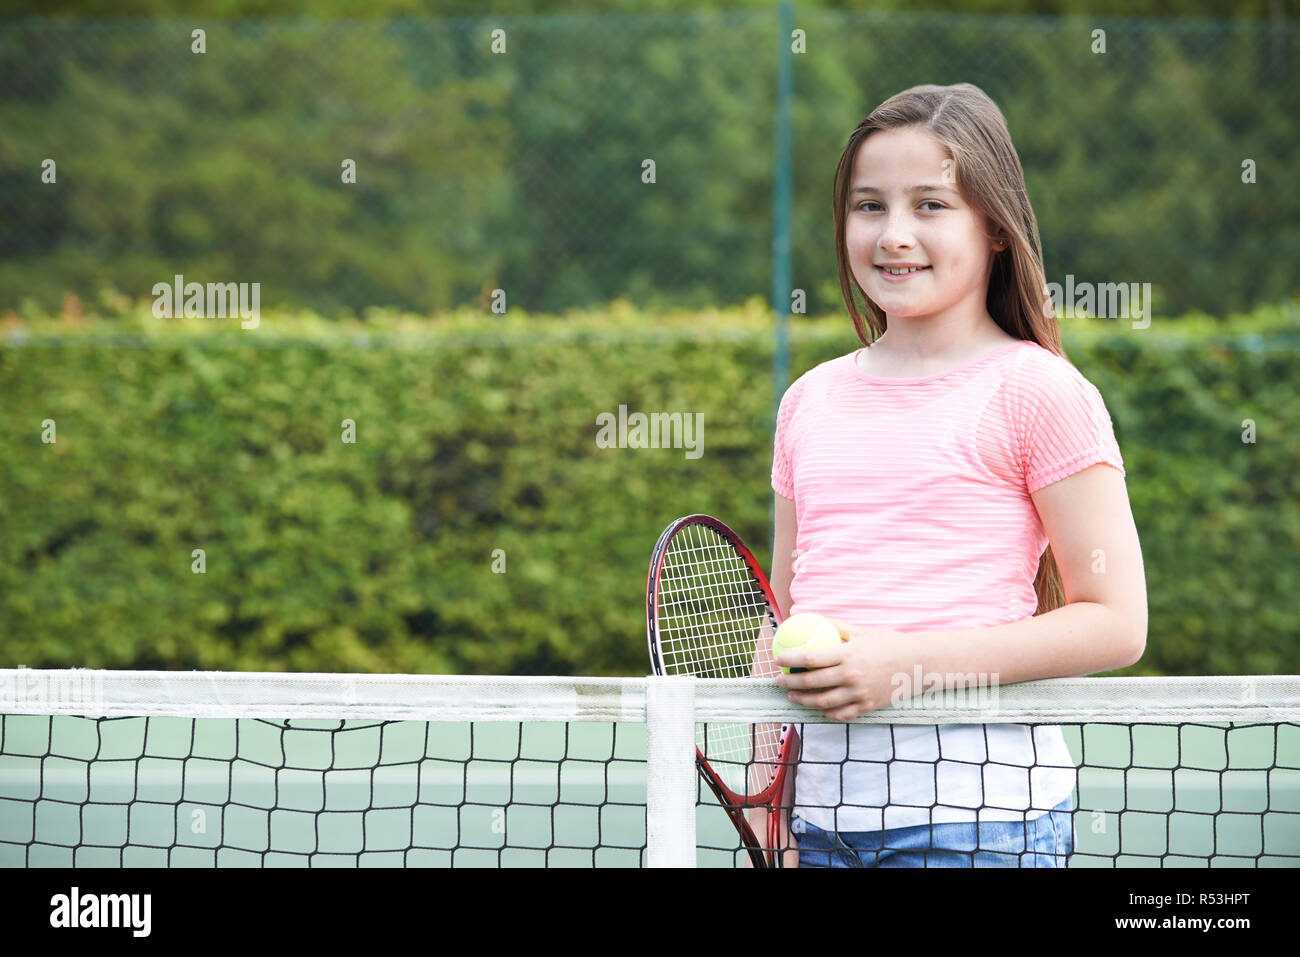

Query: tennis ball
[{"left": 771, "top": 613, "right": 844, "bottom": 674}]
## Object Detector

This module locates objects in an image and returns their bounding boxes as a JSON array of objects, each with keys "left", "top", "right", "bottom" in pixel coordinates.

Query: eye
[{"left": 854, "top": 200, "right": 947, "bottom": 212}]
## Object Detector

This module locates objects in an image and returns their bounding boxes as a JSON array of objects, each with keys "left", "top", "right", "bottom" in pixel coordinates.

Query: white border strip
[
  {"left": 1, "top": 671, "right": 1299, "bottom": 724},
  {"left": 645, "top": 676, "right": 696, "bottom": 867}
]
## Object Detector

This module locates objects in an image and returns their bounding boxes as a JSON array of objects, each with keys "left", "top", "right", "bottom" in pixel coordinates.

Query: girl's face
[{"left": 845, "top": 126, "right": 1000, "bottom": 325}]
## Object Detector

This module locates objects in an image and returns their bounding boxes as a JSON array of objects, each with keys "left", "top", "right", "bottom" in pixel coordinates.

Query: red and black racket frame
[{"left": 645, "top": 513, "right": 797, "bottom": 869}]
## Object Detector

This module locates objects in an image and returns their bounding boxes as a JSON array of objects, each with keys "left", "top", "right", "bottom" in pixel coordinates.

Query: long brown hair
[{"left": 832, "top": 82, "right": 1066, "bottom": 615}]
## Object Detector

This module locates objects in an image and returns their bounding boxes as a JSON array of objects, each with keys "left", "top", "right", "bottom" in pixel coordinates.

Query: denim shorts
[{"left": 793, "top": 797, "right": 1075, "bottom": 868}]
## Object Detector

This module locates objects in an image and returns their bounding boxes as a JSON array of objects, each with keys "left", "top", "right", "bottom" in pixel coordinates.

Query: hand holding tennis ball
[{"left": 771, "top": 613, "right": 847, "bottom": 674}]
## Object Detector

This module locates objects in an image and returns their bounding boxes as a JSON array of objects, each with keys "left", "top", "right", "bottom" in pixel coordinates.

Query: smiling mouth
[{"left": 876, "top": 265, "right": 930, "bottom": 278}]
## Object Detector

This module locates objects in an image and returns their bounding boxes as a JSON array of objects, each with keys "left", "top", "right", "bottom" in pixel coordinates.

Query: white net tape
[{"left": 3, "top": 671, "right": 1298, "bottom": 723}]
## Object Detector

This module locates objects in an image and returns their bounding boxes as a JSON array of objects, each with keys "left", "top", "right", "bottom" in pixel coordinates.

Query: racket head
[
  {"left": 646, "top": 513, "right": 782, "bottom": 683},
  {"left": 645, "top": 514, "right": 799, "bottom": 866}
]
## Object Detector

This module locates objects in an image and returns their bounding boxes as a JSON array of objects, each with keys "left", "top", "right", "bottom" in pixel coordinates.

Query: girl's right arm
[{"left": 769, "top": 491, "right": 796, "bottom": 627}]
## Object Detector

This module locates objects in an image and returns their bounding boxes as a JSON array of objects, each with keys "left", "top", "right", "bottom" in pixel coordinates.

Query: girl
[{"left": 765, "top": 83, "right": 1147, "bottom": 868}]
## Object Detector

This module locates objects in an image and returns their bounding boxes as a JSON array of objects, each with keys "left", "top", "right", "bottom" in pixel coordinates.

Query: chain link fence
[{"left": 0, "top": 10, "right": 1295, "bottom": 319}]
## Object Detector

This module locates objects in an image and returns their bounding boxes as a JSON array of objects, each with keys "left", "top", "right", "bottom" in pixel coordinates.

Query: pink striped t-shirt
[{"left": 771, "top": 338, "right": 1125, "bottom": 831}]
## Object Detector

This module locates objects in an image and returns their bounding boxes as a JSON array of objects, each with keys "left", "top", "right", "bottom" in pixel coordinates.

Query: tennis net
[{"left": 0, "top": 670, "right": 1297, "bottom": 867}]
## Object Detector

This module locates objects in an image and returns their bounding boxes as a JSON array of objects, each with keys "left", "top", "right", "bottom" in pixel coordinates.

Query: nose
[{"left": 877, "top": 212, "right": 916, "bottom": 252}]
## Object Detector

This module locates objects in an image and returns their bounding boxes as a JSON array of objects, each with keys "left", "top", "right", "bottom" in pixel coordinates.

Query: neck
[{"left": 872, "top": 314, "right": 1006, "bottom": 360}]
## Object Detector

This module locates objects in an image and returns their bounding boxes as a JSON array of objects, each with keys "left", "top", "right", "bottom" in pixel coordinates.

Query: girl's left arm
[{"left": 778, "top": 463, "right": 1147, "bottom": 720}]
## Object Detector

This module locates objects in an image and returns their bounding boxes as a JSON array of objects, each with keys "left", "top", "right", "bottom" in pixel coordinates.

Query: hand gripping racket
[{"left": 645, "top": 514, "right": 799, "bottom": 868}]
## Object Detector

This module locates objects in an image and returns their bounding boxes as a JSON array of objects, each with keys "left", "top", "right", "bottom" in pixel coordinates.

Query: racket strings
[
  {"left": 656, "top": 523, "right": 775, "bottom": 678},
  {"left": 654, "top": 522, "right": 785, "bottom": 798},
  {"left": 702, "top": 722, "right": 786, "bottom": 796}
]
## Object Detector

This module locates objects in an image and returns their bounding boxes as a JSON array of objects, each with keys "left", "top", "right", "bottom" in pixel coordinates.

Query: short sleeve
[
  {"left": 771, "top": 375, "right": 806, "bottom": 499},
  {"left": 1012, "top": 350, "right": 1125, "bottom": 494}
]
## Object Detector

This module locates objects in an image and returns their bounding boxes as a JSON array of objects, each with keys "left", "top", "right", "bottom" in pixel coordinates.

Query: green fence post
[{"left": 770, "top": 0, "right": 794, "bottom": 547}]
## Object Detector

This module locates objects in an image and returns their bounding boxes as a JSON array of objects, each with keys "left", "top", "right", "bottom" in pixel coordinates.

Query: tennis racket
[{"left": 645, "top": 513, "right": 799, "bottom": 868}]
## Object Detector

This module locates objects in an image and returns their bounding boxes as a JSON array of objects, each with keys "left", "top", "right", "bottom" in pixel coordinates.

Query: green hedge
[{"left": 2, "top": 299, "right": 1297, "bottom": 676}]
